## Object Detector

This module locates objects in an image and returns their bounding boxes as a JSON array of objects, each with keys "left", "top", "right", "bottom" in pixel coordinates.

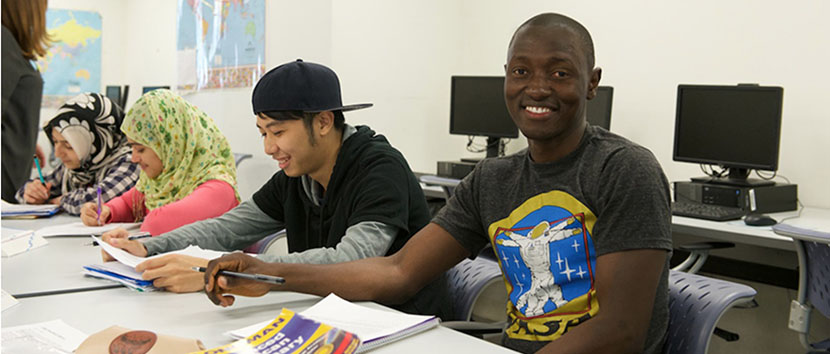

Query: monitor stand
[
  {"left": 460, "top": 137, "right": 502, "bottom": 163},
  {"left": 690, "top": 168, "right": 775, "bottom": 187}
]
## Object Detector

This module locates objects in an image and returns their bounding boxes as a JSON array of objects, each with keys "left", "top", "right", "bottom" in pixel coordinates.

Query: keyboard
[{"left": 671, "top": 201, "right": 746, "bottom": 221}]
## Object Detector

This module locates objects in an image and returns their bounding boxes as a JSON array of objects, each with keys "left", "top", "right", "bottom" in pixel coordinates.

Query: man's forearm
[{"left": 264, "top": 256, "right": 417, "bottom": 305}]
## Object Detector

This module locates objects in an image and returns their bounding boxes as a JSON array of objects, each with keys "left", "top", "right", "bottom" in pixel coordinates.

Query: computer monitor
[
  {"left": 586, "top": 86, "right": 613, "bottom": 130},
  {"left": 673, "top": 84, "right": 784, "bottom": 187},
  {"left": 105, "top": 86, "right": 121, "bottom": 106},
  {"left": 450, "top": 76, "right": 518, "bottom": 158},
  {"left": 142, "top": 86, "right": 170, "bottom": 94}
]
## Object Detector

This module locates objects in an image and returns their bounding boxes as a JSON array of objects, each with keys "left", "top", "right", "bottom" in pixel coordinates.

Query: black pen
[
  {"left": 192, "top": 266, "right": 285, "bottom": 285},
  {"left": 89, "top": 232, "right": 152, "bottom": 246}
]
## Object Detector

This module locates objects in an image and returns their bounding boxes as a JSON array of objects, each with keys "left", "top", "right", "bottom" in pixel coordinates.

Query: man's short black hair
[{"left": 509, "top": 13, "right": 595, "bottom": 70}]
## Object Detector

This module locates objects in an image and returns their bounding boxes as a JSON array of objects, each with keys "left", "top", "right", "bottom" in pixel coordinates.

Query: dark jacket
[{"left": 1, "top": 26, "right": 43, "bottom": 202}]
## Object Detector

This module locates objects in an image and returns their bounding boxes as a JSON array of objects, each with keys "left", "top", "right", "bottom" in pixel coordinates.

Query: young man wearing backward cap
[{"left": 101, "top": 59, "right": 449, "bottom": 319}]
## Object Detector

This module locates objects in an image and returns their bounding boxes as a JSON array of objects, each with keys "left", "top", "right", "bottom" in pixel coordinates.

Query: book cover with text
[{"left": 190, "top": 308, "right": 360, "bottom": 354}]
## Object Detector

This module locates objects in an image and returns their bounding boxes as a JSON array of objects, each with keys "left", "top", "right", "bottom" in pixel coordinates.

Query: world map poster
[
  {"left": 176, "top": 0, "right": 266, "bottom": 91},
  {"left": 37, "top": 9, "right": 102, "bottom": 108}
]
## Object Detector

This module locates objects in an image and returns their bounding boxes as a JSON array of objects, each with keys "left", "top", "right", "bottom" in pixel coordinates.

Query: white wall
[{"left": 42, "top": 0, "right": 830, "bottom": 208}]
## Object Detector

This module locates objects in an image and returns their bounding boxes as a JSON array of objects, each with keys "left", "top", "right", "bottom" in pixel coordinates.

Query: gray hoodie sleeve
[
  {"left": 256, "top": 221, "right": 396, "bottom": 264},
  {"left": 142, "top": 199, "right": 284, "bottom": 255}
]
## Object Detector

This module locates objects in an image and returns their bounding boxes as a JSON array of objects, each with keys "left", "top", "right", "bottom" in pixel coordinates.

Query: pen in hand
[
  {"left": 192, "top": 266, "right": 285, "bottom": 285},
  {"left": 33, "top": 155, "right": 46, "bottom": 184},
  {"left": 96, "top": 185, "right": 102, "bottom": 225}
]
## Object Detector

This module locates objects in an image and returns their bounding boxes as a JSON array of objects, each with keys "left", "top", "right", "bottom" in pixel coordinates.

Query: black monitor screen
[
  {"left": 450, "top": 76, "right": 518, "bottom": 138},
  {"left": 587, "top": 86, "right": 613, "bottom": 130},
  {"left": 105, "top": 86, "right": 121, "bottom": 104},
  {"left": 673, "top": 84, "right": 783, "bottom": 171},
  {"left": 142, "top": 86, "right": 170, "bottom": 94}
]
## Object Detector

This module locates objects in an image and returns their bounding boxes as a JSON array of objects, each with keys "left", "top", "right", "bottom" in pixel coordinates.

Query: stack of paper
[
  {"left": 83, "top": 235, "right": 227, "bottom": 291},
  {"left": 1, "top": 227, "right": 48, "bottom": 257},
  {"left": 35, "top": 222, "right": 141, "bottom": 238},
  {"left": 1, "top": 200, "right": 60, "bottom": 218},
  {"left": 1, "top": 319, "right": 87, "bottom": 354},
  {"left": 229, "top": 293, "right": 440, "bottom": 353}
]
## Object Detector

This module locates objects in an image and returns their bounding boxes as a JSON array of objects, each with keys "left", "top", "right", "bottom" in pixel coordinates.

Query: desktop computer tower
[
  {"left": 674, "top": 181, "right": 797, "bottom": 213},
  {"left": 436, "top": 161, "right": 477, "bottom": 179}
]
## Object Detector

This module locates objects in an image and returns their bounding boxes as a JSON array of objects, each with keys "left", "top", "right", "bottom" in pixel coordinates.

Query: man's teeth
[{"left": 525, "top": 106, "right": 551, "bottom": 114}]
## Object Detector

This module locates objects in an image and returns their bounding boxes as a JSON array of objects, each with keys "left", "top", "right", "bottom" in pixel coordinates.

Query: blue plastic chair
[
  {"left": 663, "top": 270, "right": 757, "bottom": 354},
  {"left": 233, "top": 152, "right": 253, "bottom": 167},
  {"left": 773, "top": 224, "right": 830, "bottom": 352},
  {"left": 243, "top": 230, "right": 286, "bottom": 254},
  {"left": 441, "top": 254, "right": 507, "bottom": 337}
]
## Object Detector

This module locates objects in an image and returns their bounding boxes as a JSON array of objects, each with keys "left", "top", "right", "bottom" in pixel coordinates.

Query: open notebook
[
  {"left": 229, "top": 293, "right": 440, "bottom": 353},
  {"left": 35, "top": 222, "right": 141, "bottom": 238},
  {"left": 83, "top": 235, "right": 227, "bottom": 291}
]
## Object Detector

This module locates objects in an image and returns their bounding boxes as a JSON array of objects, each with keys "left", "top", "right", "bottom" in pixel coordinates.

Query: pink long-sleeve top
[{"left": 104, "top": 179, "right": 239, "bottom": 236}]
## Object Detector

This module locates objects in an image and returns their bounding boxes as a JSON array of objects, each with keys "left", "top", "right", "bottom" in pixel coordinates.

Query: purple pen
[{"left": 96, "top": 185, "right": 102, "bottom": 224}]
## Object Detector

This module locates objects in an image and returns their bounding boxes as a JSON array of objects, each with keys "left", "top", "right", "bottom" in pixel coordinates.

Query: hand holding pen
[
  {"left": 80, "top": 202, "right": 111, "bottom": 226},
  {"left": 98, "top": 229, "right": 150, "bottom": 261},
  {"left": 202, "top": 252, "right": 283, "bottom": 307},
  {"left": 23, "top": 155, "right": 52, "bottom": 204},
  {"left": 90, "top": 231, "right": 151, "bottom": 246}
]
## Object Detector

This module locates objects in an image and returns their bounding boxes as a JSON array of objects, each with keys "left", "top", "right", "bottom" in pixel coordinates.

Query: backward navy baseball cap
[{"left": 252, "top": 59, "right": 372, "bottom": 115}]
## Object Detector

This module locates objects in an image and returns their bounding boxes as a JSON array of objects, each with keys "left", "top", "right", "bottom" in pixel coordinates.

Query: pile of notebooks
[{"left": 1, "top": 201, "right": 60, "bottom": 218}]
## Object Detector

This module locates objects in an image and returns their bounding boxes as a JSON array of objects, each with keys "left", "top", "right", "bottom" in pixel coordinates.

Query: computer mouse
[{"left": 744, "top": 213, "right": 777, "bottom": 226}]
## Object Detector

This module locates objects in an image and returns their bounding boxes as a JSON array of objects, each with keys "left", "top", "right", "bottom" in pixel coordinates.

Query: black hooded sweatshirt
[{"left": 253, "top": 125, "right": 449, "bottom": 318}]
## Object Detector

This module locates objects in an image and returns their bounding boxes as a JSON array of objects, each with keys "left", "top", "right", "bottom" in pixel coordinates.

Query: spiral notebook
[{"left": 228, "top": 293, "right": 440, "bottom": 353}]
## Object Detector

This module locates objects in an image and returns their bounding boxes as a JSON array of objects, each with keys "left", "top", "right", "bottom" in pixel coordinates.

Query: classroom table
[
  {"left": 2, "top": 214, "right": 517, "bottom": 352},
  {"left": 2, "top": 287, "right": 516, "bottom": 352},
  {"left": 2, "top": 214, "right": 122, "bottom": 297}
]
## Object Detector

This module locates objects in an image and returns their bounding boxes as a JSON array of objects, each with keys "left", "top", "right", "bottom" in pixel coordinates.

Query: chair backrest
[
  {"left": 233, "top": 152, "right": 253, "bottom": 167},
  {"left": 800, "top": 239, "right": 830, "bottom": 320},
  {"left": 241, "top": 229, "right": 286, "bottom": 254},
  {"left": 663, "top": 270, "right": 757, "bottom": 354},
  {"left": 446, "top": 256, "right": 504, "bottom": 321},
  {"left": 776, "top": 224, "right": 830, "bottom": 351}
]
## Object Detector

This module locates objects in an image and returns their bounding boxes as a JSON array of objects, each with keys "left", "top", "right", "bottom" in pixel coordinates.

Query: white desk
[
  {"left": 1, "top": 215, "right": 120, "bottom": 297},
  {"left": 2, "top": 288, "right": 515, "bottom": 352},
  {"left": 672, "top": 207, "right": 830, "bottom": 251}
]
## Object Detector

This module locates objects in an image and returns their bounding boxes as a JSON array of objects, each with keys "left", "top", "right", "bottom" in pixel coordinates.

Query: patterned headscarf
[
  {"left": 121, "top": 89, "right": 239, "bottom": 209},
  {"left": 43, "top": 93, "right": 131, "bottom": 193}
]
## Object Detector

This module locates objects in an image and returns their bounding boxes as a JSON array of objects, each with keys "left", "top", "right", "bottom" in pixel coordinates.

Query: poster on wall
[
  {"left": 176, "top": 0, "right": 266, "bottom": 92},
  {"left": 37, "top": 9, "right": 102, "bottom": 108}
]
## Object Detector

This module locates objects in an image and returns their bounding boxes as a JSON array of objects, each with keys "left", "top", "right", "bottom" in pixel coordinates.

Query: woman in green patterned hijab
[
  {"left": 123, "top": 89, "right": 239, "bottom": 208},
  {"left": 80, "top": 89, "right": 241, "bottom": 236}
]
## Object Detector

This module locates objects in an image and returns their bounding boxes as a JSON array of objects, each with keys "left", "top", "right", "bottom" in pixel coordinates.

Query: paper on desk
[
  {"left": 91, "top": 235, "right": 227, "bottom": 268},
  {"left": 228, "top": 293, "right": 439, "bottom": 351},
  {"left": 2, "top": 227, "right": 48, "bottom": 257},
  {"left": 2, "top": 289, "right": 19, "bottom": 311},
  {"left": 1, "top": 319, "right": 87, "bottom": 354},
  {"left": 35, "top": 222, "right": 141, "bottom": 238}
]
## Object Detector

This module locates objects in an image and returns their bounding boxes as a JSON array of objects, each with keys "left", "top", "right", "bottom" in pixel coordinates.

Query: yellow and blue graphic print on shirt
[{"left": 489, "top": 190, "right": 599, "bottom": 342}]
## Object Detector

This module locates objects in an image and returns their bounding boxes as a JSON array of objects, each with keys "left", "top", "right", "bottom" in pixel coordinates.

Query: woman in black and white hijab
[{"left": 15, "top": 92, "right": 140, "bottom": 215}]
